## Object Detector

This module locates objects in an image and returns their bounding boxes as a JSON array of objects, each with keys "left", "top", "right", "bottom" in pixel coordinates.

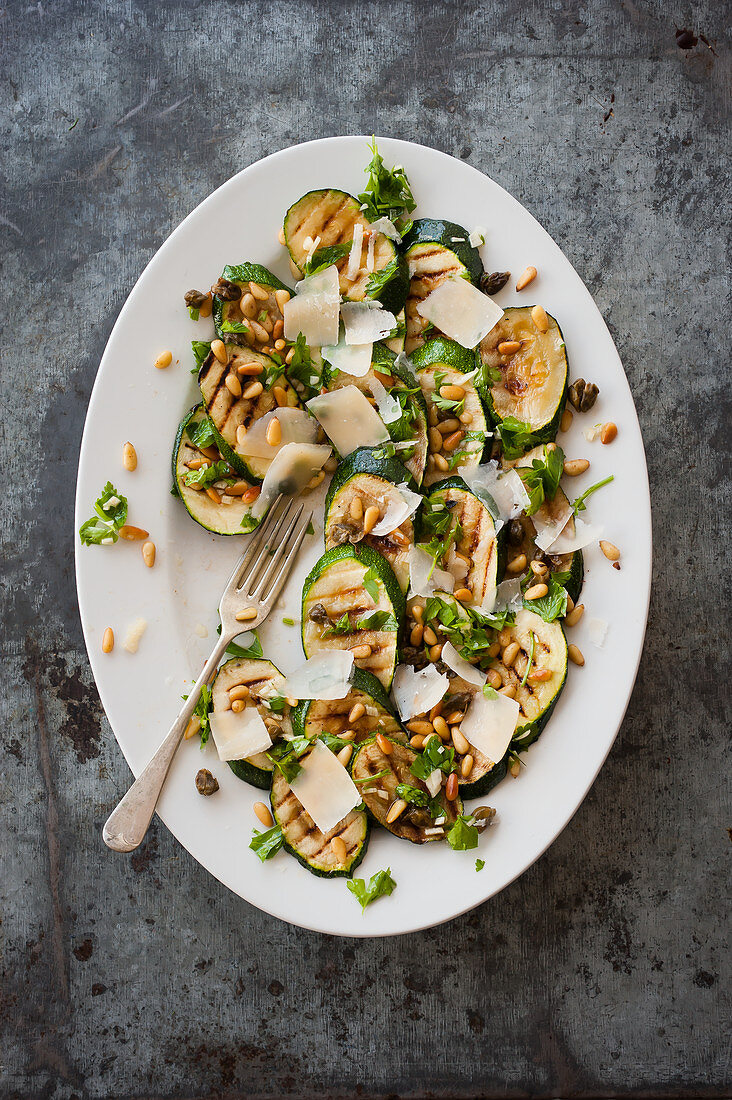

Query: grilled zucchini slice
[
  {"left": 291, "top": 667, "right": 407, "bottom": 744},
  {"left": 270, "top": 750, "right": 369, "bottom": 877},
  {"left": 350, "top": 737, "right": 462, "bottom": 843},
  {"left": 212, "top": 263, "right": 292, "bottom": 346},
  {"left": 301, "top": 544, "right": 405, "bottom": 688},
  {"left": 421, "top": 476, "right": 505, "bottom": 607},
  {"left": 401, "top": 220, "right": 483, "bottom": 353},
  {"left": 480, "top": 306, "right": 568, "bottom": 454},
  {"left": 488, "top": 609, "right": 568, "bottom": 748},
  {"left": 210, "top": 657, "right": 292, "bottom": 788},
  {"left": 199, "top": 344, "right": 300, "bottom": 480},
  {"left": 411, "top": 338, "right": 490, "bottom": 487},
  {"left": 324, "top": 448, "right": 417, "bottom": 592},
  {"left": 323, "top": 344, "right": 429, "bottom": 485},
  {"left": 283, "top": 189, "right": 409, "bottom": 313},
  {"left": 172, "top": 406, "right": 261, "bottom": 535}
]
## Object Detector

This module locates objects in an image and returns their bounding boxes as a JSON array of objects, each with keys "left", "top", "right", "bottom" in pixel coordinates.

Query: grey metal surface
[{"left": 1, "top": 1, "right": 729, "bottom": 1096}]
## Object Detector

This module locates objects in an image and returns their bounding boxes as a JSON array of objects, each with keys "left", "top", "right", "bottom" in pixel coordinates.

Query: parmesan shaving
[
  {"left": 321, "top": 339, "right": 373, "bottom": 378},
  {"left": 284, "top": 264, "right": 340, "bottom": 347},
  {"left": 346, "top": 223, "right": 364, "bottom": 280},
  {"left": 369, "top": 376, "right": 402, "bottom": 424},
  {"left": 209, "top": 705, "right": 272, "bottom": 763},
  {"left": 462, "top": 461, "right": 530, "bottom": 527},
  {"left": 251, "top": 442, "right": 331, "bottom": 519},
  {"left": 440, "top": 641, "right": 486, "bottom": 687},
  {"left": 408, "top": 545, "right": 455, "bottom": 597},
  {"left": 341, "top": 301, "right": 397, "bottom": 345},
  {"left": 391, "top": 664, "right": 449, "bottom": 721},
  {"left": 368, "top": 216, "right": 402, "bottom": 242},
  {"left": 460, "top": 690, "right": 520, "bottom": 764},
  {"left": 289, "top": 739, "right": 360, "bottom": 834},
  {"left": 425, "top": 769, "right": 443, "bottom": 797},
  {"left": 588, "top": 618, "right": 609, "bottom": 648},
  {"left": 282, "top": 650, "right": 354, "bottom": 701},
  {"left": 123, "top": 618, "right": 147, "bottom": 654},
  {"left": 416, "top": 276, "right": 503, "bottom": 349},
  {"left": 366, "top": 231, "right": 376, "bottom": 272},
  {"left": 548, "top": 517, "right": 602, "bottom": 554},
  {"left": 306, "top": 386, "right": 390, "bottom": 456},
  {"left": 369, "top": 483, "right": 422, "bottom": 536},
  {"left": 468, "top": 226, "right": 486, "bottom": 247}
]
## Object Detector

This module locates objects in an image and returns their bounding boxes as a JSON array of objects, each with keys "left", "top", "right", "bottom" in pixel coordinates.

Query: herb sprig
[{"left": 79, "top": 482, "right": 128, "bottom": 546}]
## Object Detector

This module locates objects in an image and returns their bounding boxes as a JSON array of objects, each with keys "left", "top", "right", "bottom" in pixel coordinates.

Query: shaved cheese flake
[
  {"left": 460, "top": 690, "right": 520, "bottom": 764},
  {"left": 408, "top": 545, "right": 455, "bottom": 597},
  {"left": 479, "top": 577, "right": 524, "bottom": 616},
  {"left": 441, "top": 641, "right": 486, "bottom": 687},
  {"left": 588, "top": 618, "right": 609, "bottom": 649},
  {"left": 366, "top": 231, "right": 376, "bottom": 272},
  {"left": 235, "top": 407, "right": 317, "bottom": 460},
  {"left": 346, "top": 222, "right": 364, "bottom": 281},
  {"left": 123, "top": 618, "right": 147, "bottom": 654},
  {"left": 209, "top": 705, "right": 272, "bottom": 763},
  {"left": 584, "top": 423, "right": 602, "bottom": 442},
  {"left": 425, "top": 769, "right": 443, "bottom": 797},
  {"left": 532, "top": 496, "right": 574, "bottom": 552},
  {"left": 283, "top": 650, "right": 354, "bottom": 701},
  {"left": 306, "top": 386, "right": 389, "bottom": 456},
  {"left": 416, "top": 276, "right": 503, "bottom": 349},
  {"left": 284, "top": 264, "right": 340, "bottom": 346},
  {"left": 391, "top": 664, "right": 449, "bottom": 721},
  {"left": 341, "top": 301, "right": 397, "bottom": 345},
  {"left": 368, "top": 216, "right": 402, "bottom": 242},
  {"left": 289, "top": 739, "right": 360, "bottom": 834},
  {"left": 462, "top": 461, "right": 530, "bottom": 527},
  {"left": 370, "top": 483, "right": 422, "bottom": 536},
  {"left": 468, "top": 226, "right": 486, "bottom": 247},
  {"left": 321, "top": 339, "right": 373, "bottom": 378},
  {"left": 548, "top": 517, "right": 602, "bottom": 554},
  {"left": 369, "top": 376, "right": 402, "bottom": 423},
  {"left": 251, "top": 442, "right": 331, "bottom": 519}
]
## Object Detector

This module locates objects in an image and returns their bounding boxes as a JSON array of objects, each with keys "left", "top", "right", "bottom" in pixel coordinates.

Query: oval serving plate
[{"left": 75, "top": 136, "right": 651, "bottom": 937}]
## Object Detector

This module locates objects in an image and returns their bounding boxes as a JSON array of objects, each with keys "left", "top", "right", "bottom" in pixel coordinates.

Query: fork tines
[{"left": 223, "top": 496, "right": 312, "bottom": 610}]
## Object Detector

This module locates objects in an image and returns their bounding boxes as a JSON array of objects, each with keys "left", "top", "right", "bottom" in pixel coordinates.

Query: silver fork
[{"left": 103, "top": 496, "right": 312, "bottom": 853}]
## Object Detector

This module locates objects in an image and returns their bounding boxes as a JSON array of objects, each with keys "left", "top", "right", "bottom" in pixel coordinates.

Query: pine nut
[
  {"left": 225, "top": 373, "right": 242, "bottom": 397},
  {"left": 528, "top": 667, "right": 552, "bottom": 682},
  {"left": 601, "top": 422, "right": 618, "bottom": 444},
  {"left": 235, "top": 607, "right": 258, "bottom": 622},
  {"left": 346, "top": 702, "right": 364, "bottom": 724},
  {"left": 487, "top": 669, "right": 502, "bottom": 690},
  {"left": 530, "top": 560, "right": 548, "bottom": 576},
  {"left": 123, "top": 442, "right": 137, "bottom": 471},
  {"left": 102, "top": 627, "right": 114, "bottom": 654},
  {"left": 429, "top": 643, "right": 443, "bottom": 662},
  {"left": 243, "top": 381, "right": 264, "bottom": 400},
  {"left": 199, "top": 293, "right": 213, "bottom": 318},
  {"left": 409, "top": 734, "right": 424, "bottom": 749},
  {"left": 452, "top": 727, "right": 470, "bottom": 754},
  {"left": 410, "top": 623, "right": 424, "bottom": 646},
  {"left": 422, "top": 626, "right": 438, "bottom": 646},
  {"left": 564, "top": 603, "right": 585, "bottom": 627},
  {"left": 507, "top": 554, "right": 527, "bottom": 574},
  {"left": 239, "top": 293, "right": 258, "bottom": 321},
  {"left": 224, "top": 481, "right": 252, "bottom": 496},
  {"left": 498, "top": 628, "right": 513, "bottom": 647},
  {"left": 231, "top": 699, "right": 245, "bottom": 713},
  {"left": 446, "top": 710, "right": 464, "bottom": 725},
  {"left": 427, "top": 405, "right": 439, "bottom": 426},
  {"left": 525, "top": 582, "right": 549, "bottom": 600},
  {"left": 229, "top": 684, "right": 250, "bottom": 701},
  {"left": 236, "top": 426, "right": 248, "bottom": 448},
  {"left": 211, "top": 340, "right": 227, "bottom": 364},
  {"left": 498, "top": 340, "right": 521, "bottom": 355},
  {"left": 350, "top": 644, "right": 372, "bottom": 659},
  {"left": 454, "top": 587, "right": 472, "bottom": 603},
  {"left": 376, "top": 733, "right": 393, "bottom": 755},
  {"left": 600, "top": 540, "right": 620, "bottom": 562},
  {"left": 337, "top": 744, "right": 353, "bottom": 767},
  {"left": 237, "top": 362, "right": 264, "bottom": 376},
  {"left": 547, "top": 442, "right": 557, "bottom": 452},
  {"left": 118, "top": 524, "right": 149, "bottom": 540},
  {"left": 459, "top": 411, "right": 473, "bottom": 425},
  {"left": 461, "top": 754, "right": 474, "bottom": 778},
  {"left": 340, "top": 728, "right": 357, "bottom": 742},
  {"left": 254, "top": 802, "right": 274, "bottom": 828},
  {"left": 363, "top": 505, "right": 380, "bottom": 534},
  {"left": 510, "top": 759, "right": 521, "bottom": 778},
  {"left": 275, "top": 288, "right": 290, "bottom": 311},
  {"left": 349, "top": 495, "right": 364, "bottom": 522},
  {"left": 433, "top": 716, "right": 449, "bottom": 738},
  {"left": 154, "top": 349, "right": 173, "bottom": 369},
  {"left": 488, "top": 641, "right": 501, "bottom": 658},
  {"left": 568, "top": 643, "right": 585, "bottom": 667},
  {"left": 439, "top": 384, "right": 465, "bottom": 401},
  {"left": 306, "top": 471, "right": 325, "bottom": 490},
  {"left": 429, "top": 426, "right": 443, "bottom": 452},
  {"left": 272, "top": 319, "right": 284, "bottom": 341},
  {"left": 560, "top": 408, "right": 573, "bottom": 433},
  {"left": 141, "top": 541, "right": 156, "bottom": 568},
  {"left": 502, "top": 641, "right": 520, "bottom": 668},
  {"left": 565, "top": 594, "right": 575, "bottom": 613},
  {"left": 438, "top": 418, "right": 461, "bottom": 434},
  {"left": 442, "top": 430, "right": 464, "bottom": 452},
  {"left": 324, "top": 456, "right": 338, "bottom": 473},
  {"left": 429, "top": 701, "right": 443, "bottom": 720},
  {"left": 240, "top": 486, "right": 261, "bottom": 504},
  {"left": 564, "top": 458, "right": 590, "bottom": 476},
  {"left": 386, "top": 798, "right": 407, "bottom": 824},
  {"left": 332, "top": 835, "right": 347, "bottom": 862},
  {"left": 249, "top": 320, "right": 268, "bottom": 342},
  {"left": 531, "top": 304, "right": 549, "bottom": 333},
  {"left": 407, "top": 719, "right": 433, "bottom": 736},
  {"left": 516, "top": 265, "right": 537, "bottom": 291},
  {"left": 445, "top": 773, "right": 459, "bottom": 801},
  {"left": 184, "top": 715, "right": 201, "bottom": 740},
  {"left": 412, "top": 604, "right": 424, "bottom": 621},
  {"left": 500, "top": 683, "right": 518, "bottom": 699},
  {"left": 271, "top": 384, "right": 289, "bottom": 407},
  {"left": 266, "top": 417, "right": 282, "bottom": 446},
  {"left": 274, "top": 339, "right": 286, "bottom": 352},
  {"left": 434, "top": 454, "right": 449, "bottom": 472},
  {"left": 206, "top": 487, "right": 221, "bottom": 503},
  {"left": 188, "top": 454, "right": 212, "bottom": 467},
  {"left": 249, "top": 281, "right": 269, "bottom": 301}
]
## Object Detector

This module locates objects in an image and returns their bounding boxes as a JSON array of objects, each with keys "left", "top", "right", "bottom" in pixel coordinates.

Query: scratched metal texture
[{"left": 1, "top": 1, "right": 729, "bottom": 1097}]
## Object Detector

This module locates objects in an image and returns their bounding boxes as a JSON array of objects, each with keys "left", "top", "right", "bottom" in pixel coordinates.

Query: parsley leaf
[
  {"left": 347, "top": 866, "right": 397, "bottom": 910},
  {"left": 79, "top": 482, "right": 128, "bottom": 545},
  {"left": 191, "top": 340, "right": 212, "bottom": 374},
  {"left": 358, "top": 138, "right": 416, "bottom": 226},
  {"left": 192, "top": 684, "right": 213, "bottom": 746},
  {"left": 249, "top": 824, "right": 284, "bottom": 862},
  {"left": 446, "top": 814, "right": 480, "bottom": 851},
  {"left": 410, "top": 738, "right": 457, "bottom": 780},
  {"left": 303, "top": 242, "right": 352, "bottom": 276},
  {"left": 572, "top": 475, "right": 615, "bottom": 516},
  {"left": 317, "top": 732, "right": 350, "bottom": 753},
  {"left": 365, "top": 257, "right": 404, "bottom": 301},
  {"left": 475, "top": 858, "right": 485, "bottom": 872},
  {"left": 285, "top": 332, "right": 321, "bottom": 398},
  {"left": 225, "top": 632, "right": 264, "bottom": 660},
  {"left": 482, "top": 683, "right": 500, "bottom": 699},
  {"left": 395, "top": 783, "right": 443, "bottom": 820},
  {"left": 186, "top": 416, "right": 219, "bottom": 451},
  {"left": 183, "top": 460, "right": 234, "bottom": 489},
  {"left": 497, "top": 416, "right": 534, "bottom": 459},
  {"left": 361, "top": 567, "right": 381, "bottom": 603},
  {"left": 220, "top": 320, "right": 249, "bottom": 334},
  {"left": 525, "top": 572, "right": 568, "bottom": 622},
  {"left": 356, "top": 610, "right": 397, "bottom": 632},
  {"left": 322, "top": 612, "right": 352, "bottom": 638},
  {"left": 519, "top": 445, "right": 565, "bottom": 515},
  {"left": 188, "top": 306, "right": 199, "bottom": 321}
]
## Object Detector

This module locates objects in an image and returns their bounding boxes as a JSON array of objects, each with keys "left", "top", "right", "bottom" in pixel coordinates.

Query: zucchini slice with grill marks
[
  {"left": 488, "top": 609, "right": 567, "bottom": 748},
  {"left": 291, "top": 667, "right": 407, "bottom": 744},
  {"left": 323, "top": 448, "right": 417, "bottom": 593},
  {"left": 421, "top": 476, "right": 506, "bottom": 607},
  {"left": 401, "top": 219, "right": 483, "bottom": 353},
  {"left": 270, "top": 750, "right": 369, "bottom": 877},
  {"left": 350, "top": 737, "right": 462, "bottom": 843},
  {"left": 199, "top": 344, "right": 301, "bottom": 480},
  {"left": 411, "top": 338, "right": 490, "bottom": 487},
  {"left": 301, "top": 544, "right": 405, "bottom": 688},
  {"left": 323, "top": 344, "right": 429, "bottom": 485},
  {"left": 283, "top": 189, "right": 409, "bottom": 313},
  {"left": 211, "top": 657, "right": 293, "bottom": 788},
  {"left": 212, "top": 263, "right": 292, "bottom": 346},
  {"left": 172, "top": 406, "right": 261, "bottom": 535},
  {"left": 480, "top": 306, "right": 568, "bottom": 453}
]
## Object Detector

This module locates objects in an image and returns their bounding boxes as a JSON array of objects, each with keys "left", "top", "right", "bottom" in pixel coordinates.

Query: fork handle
[{"left": 102, "top": 632, "right": 232, "bottom": 853}]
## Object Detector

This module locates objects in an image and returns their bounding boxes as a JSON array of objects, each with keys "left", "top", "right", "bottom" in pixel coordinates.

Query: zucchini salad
[{"left": 83, "top": 141, "right": 619, "bottom": 909}]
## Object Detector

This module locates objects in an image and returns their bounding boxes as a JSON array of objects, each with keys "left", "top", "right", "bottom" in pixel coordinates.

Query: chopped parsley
[
  {"left": 365, "top": 257, "right": 404, "bottom": 301},
  {"left": 353, "top": 768, "right": 391, "bottom": 785},
  {"left": 285, "top": 332, "right": 321, "bottom": 398},
  {"left": 361, "top": 567, "right": 381, "bottom": 603},
  {"left": 220, "top": 320, "right": 249, "bottom": 334},
  {"left": 78, "top": 482, "right": 128, "bottom": 545},
  {"left": 496, "top": 416, "right": 534, "bottom": 459},
  {"left": 282, "top": 617, "right": 296, "bottom": 627},
  {"left": 475, "top": 858, "right": 485, "bottom": 872},
  {"left": 249, "top": 824, "right": 284, "bottom": 862},
  {"left": 347, "top": 866, "right": 397, "bottom": 910},
  {"left": 358, "top": 138, "right": 416, "bottom": 227},
  {"left": 186, "top": 416, "right": 218, "bottom": 451},
  {"left": 188, "top": 306, "right": 199, "bottom": 321},
  {"left": 303, "top": 241, "right": 352, "bottom": 276},
  {"left": 395, "top": 783, "right": 443, "bottom": 820},
  {"left": 525, "top": 572, "right": 569, "bottom": 623},
  {"left": 224, "top": 632, "right": 264, "bottom": 660},
  {"left": 356, "top": 610, "right": 397, "bottom": 632},
  {"left": 520, "top": 445, "right": 565, "bottom": 514},
  {"left": 183, "top": 460, "right": 233, "bottom": 489},
  {"left": 322, "top": 612, "right": 352, "bottom": 637},
  {"left": 432, "top": 370, "right": 465, "bottom": 414},
  {"left": 191, "top": 339, "right": 211, "bottom": 374},
  {"left": 572, "top": 475, "right": 615, "bottom": 516},
  {"left": 446, "top": 814, "right": 480, "bottom": 851},
  {"left": 410, "top": 738, "right": 457, "bottom": 780}
]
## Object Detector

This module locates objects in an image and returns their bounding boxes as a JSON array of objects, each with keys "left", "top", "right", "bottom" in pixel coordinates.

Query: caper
[
  {"left": 211, "top": 277, "right": 241, "bottom": 301},
  {"left": 184, "top": 289, "right": 208, "bottom": 309},
  {"left": 480, "top": 271, "right": 511, "bottom": 296},
  {"left": 508, "top": 518, "right": 524, "bottom": 546},
  {"left": 308, "top": 602, "right": 330, "bottom": 625},
  {"left": 568, "top": 377, "right": 600, "bottom": 412},
  {"left": 195, "top": 769, "right": 219, "bottom": 796}
]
